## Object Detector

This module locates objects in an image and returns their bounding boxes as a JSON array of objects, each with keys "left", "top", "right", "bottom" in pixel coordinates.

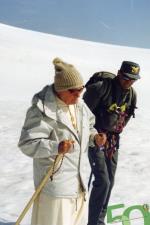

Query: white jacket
[{"left": 18, "top": 85, "right": 97, "bottom": 198}]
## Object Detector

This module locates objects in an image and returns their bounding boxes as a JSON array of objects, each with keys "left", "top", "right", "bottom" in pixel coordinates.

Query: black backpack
[
  {"left": 85, "top": 71, "right": 136, "bottom": 115},
  {"left": 85, "top": 71, "right": 116, "bottom": 87},
  {"left": 85, "top": 71, "right": 137, "bottom": 133}
]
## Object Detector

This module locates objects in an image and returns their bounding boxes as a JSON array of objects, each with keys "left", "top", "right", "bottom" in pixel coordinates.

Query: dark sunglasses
[
  {"left": 68, "top": 86, "right": 84, "bottom": 93},
  {"left": 122, "top": 74, "right": 136, "bottom": 81}
]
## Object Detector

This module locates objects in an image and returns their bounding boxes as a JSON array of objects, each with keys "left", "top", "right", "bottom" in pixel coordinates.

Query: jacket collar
[{"left": 33, "top": 85, "right": 83, "bottom": 142}]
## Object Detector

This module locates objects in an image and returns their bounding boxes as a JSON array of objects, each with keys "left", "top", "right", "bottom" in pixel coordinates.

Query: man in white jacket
[{"left": 18, "top": 57, "right": 106, "bottom": 225}]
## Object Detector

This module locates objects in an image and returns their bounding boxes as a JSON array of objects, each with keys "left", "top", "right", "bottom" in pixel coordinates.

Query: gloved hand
[
  {"left": 94, "top": 133, "right": 107, "bottom": 147},
  {"left": 58, "top": 140, "right": 75, "bottom": 154}
]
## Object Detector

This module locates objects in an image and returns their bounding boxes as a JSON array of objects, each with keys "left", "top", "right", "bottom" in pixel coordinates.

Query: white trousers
[{"left": 31, "top": 192, "right": 88, "bottom": 225}]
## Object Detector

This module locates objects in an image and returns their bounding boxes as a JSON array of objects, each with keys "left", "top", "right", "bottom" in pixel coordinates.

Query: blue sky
[{"left": 0, "top": 0, "right": 150, "bottom": 48}]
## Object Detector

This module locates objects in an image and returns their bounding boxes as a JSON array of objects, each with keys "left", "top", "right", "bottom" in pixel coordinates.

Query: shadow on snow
[{"left": 0, "top": 223, "right": 15, "bottom": 225}]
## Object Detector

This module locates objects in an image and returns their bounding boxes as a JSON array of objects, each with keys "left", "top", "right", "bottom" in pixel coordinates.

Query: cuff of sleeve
[
  {"left": 49, "top": 140, "right": 59, "bottom": 155},
  {"left": 89, "top": 133, "right": 97, "bottom": 147}
]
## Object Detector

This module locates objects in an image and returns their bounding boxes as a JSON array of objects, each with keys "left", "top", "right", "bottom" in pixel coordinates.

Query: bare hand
[
  {"left": 94, "top": 133, "right": 107, "bottom": 147},
  {"left": 58, "top": 140, "right": 75, "bottom": 154}
]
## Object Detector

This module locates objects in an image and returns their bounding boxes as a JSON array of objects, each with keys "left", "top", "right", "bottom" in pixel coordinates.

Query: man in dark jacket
[{"left": 83, "top": 61, "right": 140, "bottom": 225}]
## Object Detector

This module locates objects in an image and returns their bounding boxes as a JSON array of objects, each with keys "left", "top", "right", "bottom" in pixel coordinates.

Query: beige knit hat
[{"left": 53, "top": 57, "right": 84, "bottom": 91}]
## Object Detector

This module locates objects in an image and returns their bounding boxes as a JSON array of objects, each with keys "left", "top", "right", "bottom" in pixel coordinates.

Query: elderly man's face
[{"left": 56, "top": 86, "right": 84, "bottom": 105}]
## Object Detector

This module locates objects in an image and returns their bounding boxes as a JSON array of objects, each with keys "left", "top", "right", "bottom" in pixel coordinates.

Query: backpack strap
[{"left": 128, "top": 87, "right": 137, "bottom": 118}]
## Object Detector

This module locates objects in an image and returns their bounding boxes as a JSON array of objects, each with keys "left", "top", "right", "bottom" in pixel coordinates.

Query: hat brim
[{"left": 123, "top": 73, "right": 140, "bottom": 80}]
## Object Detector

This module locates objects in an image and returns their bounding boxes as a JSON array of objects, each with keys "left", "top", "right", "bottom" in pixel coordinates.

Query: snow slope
[{"left": 0, "top": 23, "right": 150, "bottom": 225}]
